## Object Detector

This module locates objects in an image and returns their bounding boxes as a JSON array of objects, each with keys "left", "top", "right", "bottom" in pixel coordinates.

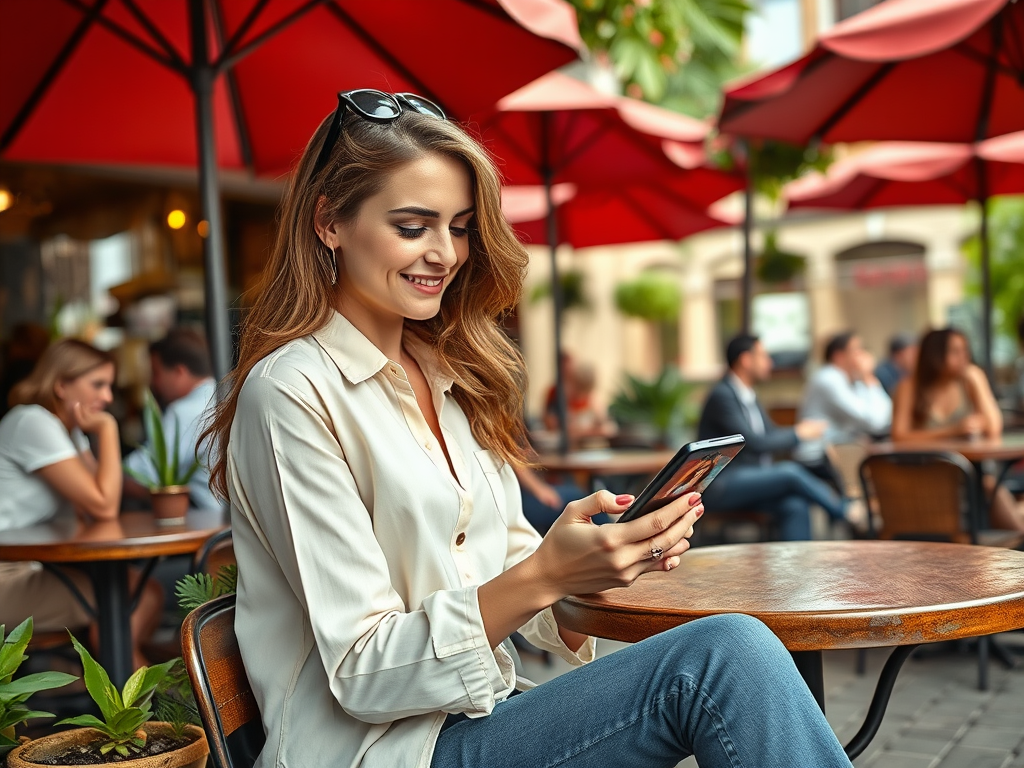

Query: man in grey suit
[{"left": 697, "top": 335, "right": 853, "bottom": 540}]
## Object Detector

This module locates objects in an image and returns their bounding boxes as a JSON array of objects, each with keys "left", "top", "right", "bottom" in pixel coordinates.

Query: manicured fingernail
[
  {"left": 615, "top": 494, "right": 634, "bottom": 506},
  {"left": 689, "top": 493, "right": 701, "bottom": 505},
  {"left": 695, "top": 507, "right": 704, "bottom": 518}
]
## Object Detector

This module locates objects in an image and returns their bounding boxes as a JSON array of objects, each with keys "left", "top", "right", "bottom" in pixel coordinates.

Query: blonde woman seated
[
  {"left": 0, "top": 339, "right": 163, "bottom": 668},
  {"left": 892, "top": 327, "right": 1024, "bottom": 531}
]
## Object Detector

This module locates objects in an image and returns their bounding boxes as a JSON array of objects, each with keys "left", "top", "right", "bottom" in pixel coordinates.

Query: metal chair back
[
  {"left": 859, "top": 451, "right": 978, "bottom": 543},
  {"left": 181, "top": 594, "right": 264, "bottom": 768}
]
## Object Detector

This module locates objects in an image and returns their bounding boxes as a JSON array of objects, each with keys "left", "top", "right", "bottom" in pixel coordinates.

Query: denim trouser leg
[
  {"left": 431, "top": 614, "right": 852, "bottom": 768},
  {"left": 703, "top": 462, "right": 846, "bottom": 541}
]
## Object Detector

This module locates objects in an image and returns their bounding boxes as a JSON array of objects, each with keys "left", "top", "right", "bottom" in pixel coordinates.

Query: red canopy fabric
[
  {"left": 502, "top": 169, "right": 738, "bottom": 248},
  {"left": 785, "top": 132, "right": 1024, "bottom": 209},
  {"left": 0, "top": 0, "right": 581, "bottom": 176},
  {"left": 478, "top": 71, "right": 710, "bottom": 185},
  {"left": 718, "top": 0, "right": 1024, "bottom": 144}
]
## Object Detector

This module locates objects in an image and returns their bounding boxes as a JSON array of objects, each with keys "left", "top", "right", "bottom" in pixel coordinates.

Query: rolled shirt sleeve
[{"left": 229, "top": 372, "right": 512, "bottom": 723}]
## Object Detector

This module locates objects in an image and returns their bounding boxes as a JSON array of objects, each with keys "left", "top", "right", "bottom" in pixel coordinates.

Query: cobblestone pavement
[{"left": 518, "top": 631, "right": 1024, "bottom": 768}]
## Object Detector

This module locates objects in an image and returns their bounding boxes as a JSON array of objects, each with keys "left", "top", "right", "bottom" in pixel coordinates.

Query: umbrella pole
[
  {"left": 741, "top": 138, "right": 755, "bottom": 334},
  {"left": 544, "top": 167, "right": 570, "bottom": 456},
  {"left": 190, "top": 0, "right": 233, "bottom": 384},
  {"left": 979, "top": 191, "right": 993, "bottom": 381}
]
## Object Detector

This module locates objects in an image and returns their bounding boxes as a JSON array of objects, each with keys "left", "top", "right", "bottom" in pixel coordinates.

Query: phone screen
[{"left": 616, "top": 435, "right": 744, "bottom": 523}]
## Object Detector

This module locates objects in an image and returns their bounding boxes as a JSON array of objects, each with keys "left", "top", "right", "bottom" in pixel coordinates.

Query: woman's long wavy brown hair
[
  {"left": 910, "top": 327, "right": 969, "bottom": 428},
  {"left": 203, "top": 108, "right": 531, "bottom": 500}
]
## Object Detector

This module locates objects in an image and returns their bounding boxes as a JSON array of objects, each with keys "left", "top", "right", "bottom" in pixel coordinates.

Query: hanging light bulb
[
  {"left": 167, "top": 209, "right": 187, "bottom": 229},
  {"left": 0, "top": 186, "right": 13, "bottom": 213}
]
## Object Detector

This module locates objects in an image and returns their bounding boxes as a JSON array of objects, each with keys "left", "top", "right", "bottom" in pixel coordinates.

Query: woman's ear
[
  {"left": 53, "top": 378, "right": 67, "bottom": 401},
  {"left": 314, "top": 195, "right": 341, "bottom": 249}
]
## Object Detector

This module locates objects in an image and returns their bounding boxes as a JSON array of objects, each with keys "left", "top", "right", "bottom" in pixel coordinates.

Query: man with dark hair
[
  {"left": 697, "top": 335, "right": 859, "bottom": 540},
  {"left": 124, "top": 327, "right": 219, "bottom": 509},
  {"left": 795, "top": 331, "right": 891, "bottom": 465},
  {"left": 874, "top": 332, "right": 917, "bottom": 398}
]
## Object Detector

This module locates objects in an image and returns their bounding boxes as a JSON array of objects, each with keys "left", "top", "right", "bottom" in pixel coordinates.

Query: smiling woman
[{"left": 198, "top": 89, "right": 851, "bottom": 768}]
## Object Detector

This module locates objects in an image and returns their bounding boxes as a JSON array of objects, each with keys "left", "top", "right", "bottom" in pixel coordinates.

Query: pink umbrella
[
  {"left": 476, "top": 72, "right": 712, "bottom": 451},
  {"left": 718, "top": 0, "right": 1024, "bottom": 371},
  {"left": 786, "top": 135, "right": 1024, "bottom": 209},
  {"left": 502, "top": 169, "right": 738, "bottom": 248}
]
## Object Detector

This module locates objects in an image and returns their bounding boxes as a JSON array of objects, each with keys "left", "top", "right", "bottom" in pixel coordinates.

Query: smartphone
[{"left": 615, "top": 435, "right": 745, "bottom": 523}]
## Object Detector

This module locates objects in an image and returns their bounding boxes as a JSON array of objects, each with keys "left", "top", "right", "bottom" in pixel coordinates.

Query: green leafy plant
[
  {"left": 569, "top": 0, "right": 751, "bottom": 110},
  {"left": 0, "top": 618, "right": 78, "bottom": 756},
  {"left": 962, "top": 195, "right": 1024, "bottom": 341},
  {"left": 609, "top": 367, "right": 698, "bottom": 444},
  {"left": 125, "top": 389, "right": 200, "bottom": 490},
  {"left": 529, "top": 269, "right": 590, "bottom": 312},
  {"left": 56, "top": 634, "right": 176, "bottom": 757},
  {"left": 152, "top": 661, "right": 200, "bottom": 740},
  {"left": 614, "top": 272, "right": 681, "bottom": 322},
  {"left": 174, "top": 565, "right": 238, "bottom": 614},
  {"left": 756, "top": 230, "right": 806, "bottom": 285}
]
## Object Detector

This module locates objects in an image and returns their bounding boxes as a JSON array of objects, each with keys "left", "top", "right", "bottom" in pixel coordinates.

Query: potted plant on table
[
  {"left": 6, "top": 634, "right": 208, "bottom": 768},
  {"left": 125, "top": 390, "right": 199, "bottom": 525},
  {"left": 1, "top": 618, "right": 79, "bottom": 761}
]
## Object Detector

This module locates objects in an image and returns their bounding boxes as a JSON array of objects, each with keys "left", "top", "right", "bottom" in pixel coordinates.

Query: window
[{"left": 835, "top": 0, "right": 885, "bottom": 22}]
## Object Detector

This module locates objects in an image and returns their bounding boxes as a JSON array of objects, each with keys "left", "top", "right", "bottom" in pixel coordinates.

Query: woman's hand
[
  {"left": 531, "top": 489, "right": 704, "bottom": 601},
  {"left": 72, "top": 402, "right": 117, "bottom": 435}
]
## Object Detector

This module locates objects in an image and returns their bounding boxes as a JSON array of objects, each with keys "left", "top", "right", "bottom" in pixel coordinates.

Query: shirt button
[
  {"left": 425, "top": 439, "right": 433, "bottom": 450},
  {"left": 455, "top": 532, "right": 466, "bottom": 547}
]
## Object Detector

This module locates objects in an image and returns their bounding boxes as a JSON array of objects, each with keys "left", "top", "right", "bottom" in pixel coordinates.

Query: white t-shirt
[{"left": 0, "top": 405, "right": 90, "bottom": 531}]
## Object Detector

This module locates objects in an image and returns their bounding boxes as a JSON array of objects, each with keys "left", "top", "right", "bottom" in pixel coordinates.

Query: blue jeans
[
  {"left": 431, "top": 614, "right": 851, "bottom": 768},
  {"left": 701, "top": 462, "right": 846, "bottom": 541}
]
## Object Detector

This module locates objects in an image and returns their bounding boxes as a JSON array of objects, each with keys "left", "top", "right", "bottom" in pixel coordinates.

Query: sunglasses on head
[{"left": 311, "top": 89, "right": 447, "bottom": 178}]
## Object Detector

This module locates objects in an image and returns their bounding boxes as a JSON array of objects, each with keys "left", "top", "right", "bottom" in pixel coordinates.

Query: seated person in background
[
  {"left": 123, "top": 327, "right": 219, "bottom": 509},
  {"left": 892, "top": 327, "right": 1024, "bottom": 531},
  {"left": 0, "top": 339, "right": 162, "bottom": 669},
  {"left": 875, "top": 332, "right": 918, "bottom": 398},
  {"left": 697, "top": 335, "right": 862, "bottom": 540},
  {"left": 795, "top": 331, "right": 891, "bottom": 467},
  {"left": 544, "top": 357, "right": 616, "bottom": 448}
]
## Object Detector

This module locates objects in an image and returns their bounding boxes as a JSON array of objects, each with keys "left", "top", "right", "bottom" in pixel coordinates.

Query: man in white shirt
[
  {"left": 123, "top": 328, "right": 220, "bottom": 509},
  {"left": 795, "top": 331, "right": 892, "bottom": 465}
]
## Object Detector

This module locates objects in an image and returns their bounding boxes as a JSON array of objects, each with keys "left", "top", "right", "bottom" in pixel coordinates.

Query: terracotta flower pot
[
  {"left": 150, "top": 487, "right": 190, "bottom": 525},
  {"left": 6, "top": 723, "right": 208, "bottom": 768}
]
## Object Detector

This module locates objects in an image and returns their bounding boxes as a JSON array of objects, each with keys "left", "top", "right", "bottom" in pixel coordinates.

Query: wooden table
[
  {"left": 0, "top": 509, "right": 227, "bottom": 685},
  {"left": 535, "top": 449, "right": 675, "bottom": 492},
  {"left": 553, "top": 540, "right": 1024, "bottom": 759}
]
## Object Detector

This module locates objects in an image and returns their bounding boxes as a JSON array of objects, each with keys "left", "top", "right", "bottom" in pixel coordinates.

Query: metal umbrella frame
[{"left": 0, "top": 0, "right": 581, "bottom": 380}]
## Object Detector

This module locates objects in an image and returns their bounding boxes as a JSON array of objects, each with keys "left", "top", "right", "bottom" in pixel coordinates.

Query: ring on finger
[{"left": 649, "top": 545, "right": 664, "bottom": 560}]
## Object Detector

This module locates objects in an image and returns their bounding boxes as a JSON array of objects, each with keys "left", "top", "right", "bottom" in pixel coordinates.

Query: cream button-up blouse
[{"left": 227, "top": 311, "right": 595, "bottom": 768}]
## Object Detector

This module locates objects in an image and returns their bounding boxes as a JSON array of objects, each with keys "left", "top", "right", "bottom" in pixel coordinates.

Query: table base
[{"left": 792, "top": 645, "right": 917, "bottom": 761}]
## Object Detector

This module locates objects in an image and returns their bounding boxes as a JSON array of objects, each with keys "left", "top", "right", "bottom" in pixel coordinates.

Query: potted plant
[
  {"left": 6, "top": 635, "right": 208, "bottom": 768},
  {"left": 1, "top": 618, "right": 79, "bottom": 760},
  {"left": 608, "top": 367, "right": 698, "bottom": 449},
  {"left": 125, "top": 390, "right": 199, "bottom": 525}
]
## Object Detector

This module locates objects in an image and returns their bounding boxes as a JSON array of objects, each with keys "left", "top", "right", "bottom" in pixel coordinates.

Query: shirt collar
[
  {"left": 727, "top": 372, "right": 757, "bottom": 406},
  {"left": 311, "top": 310, "right": 455, "bottom": 394}
]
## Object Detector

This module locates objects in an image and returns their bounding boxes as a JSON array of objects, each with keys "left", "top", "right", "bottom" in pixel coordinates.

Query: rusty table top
[{"left": 553, "top": 540, "right": 1024, "bottom": 652}]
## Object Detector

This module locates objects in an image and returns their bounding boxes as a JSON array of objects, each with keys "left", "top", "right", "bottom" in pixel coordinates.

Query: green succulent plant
[
  {"left": 125, "top": 389, "right": 200, "bottom": 490},
  {"left": 56, "top": 634, "right": 177, "bottom": 757},
  {"left": 0, "top": 618, "right": 78, "bottom": 756},
  {"left": 609, "top": 367, "right": 697, "bottom": 445}
]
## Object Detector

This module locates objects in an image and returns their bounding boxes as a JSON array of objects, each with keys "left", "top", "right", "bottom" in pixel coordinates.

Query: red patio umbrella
[
  {"left": 785, "top": 135, "right": 1024, "bottom": 209},
  {"left": 717, "top": 0, "right": 1024, "bottom": 374},
  {"left": 502, "top": 168, "right": 739, "bottom": 248},
  {"left": 0, "top": 0, "right": 581, "bottom": 380},
  {"left": 475, "top": 71, "right": 712, "bottom": 452}
]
